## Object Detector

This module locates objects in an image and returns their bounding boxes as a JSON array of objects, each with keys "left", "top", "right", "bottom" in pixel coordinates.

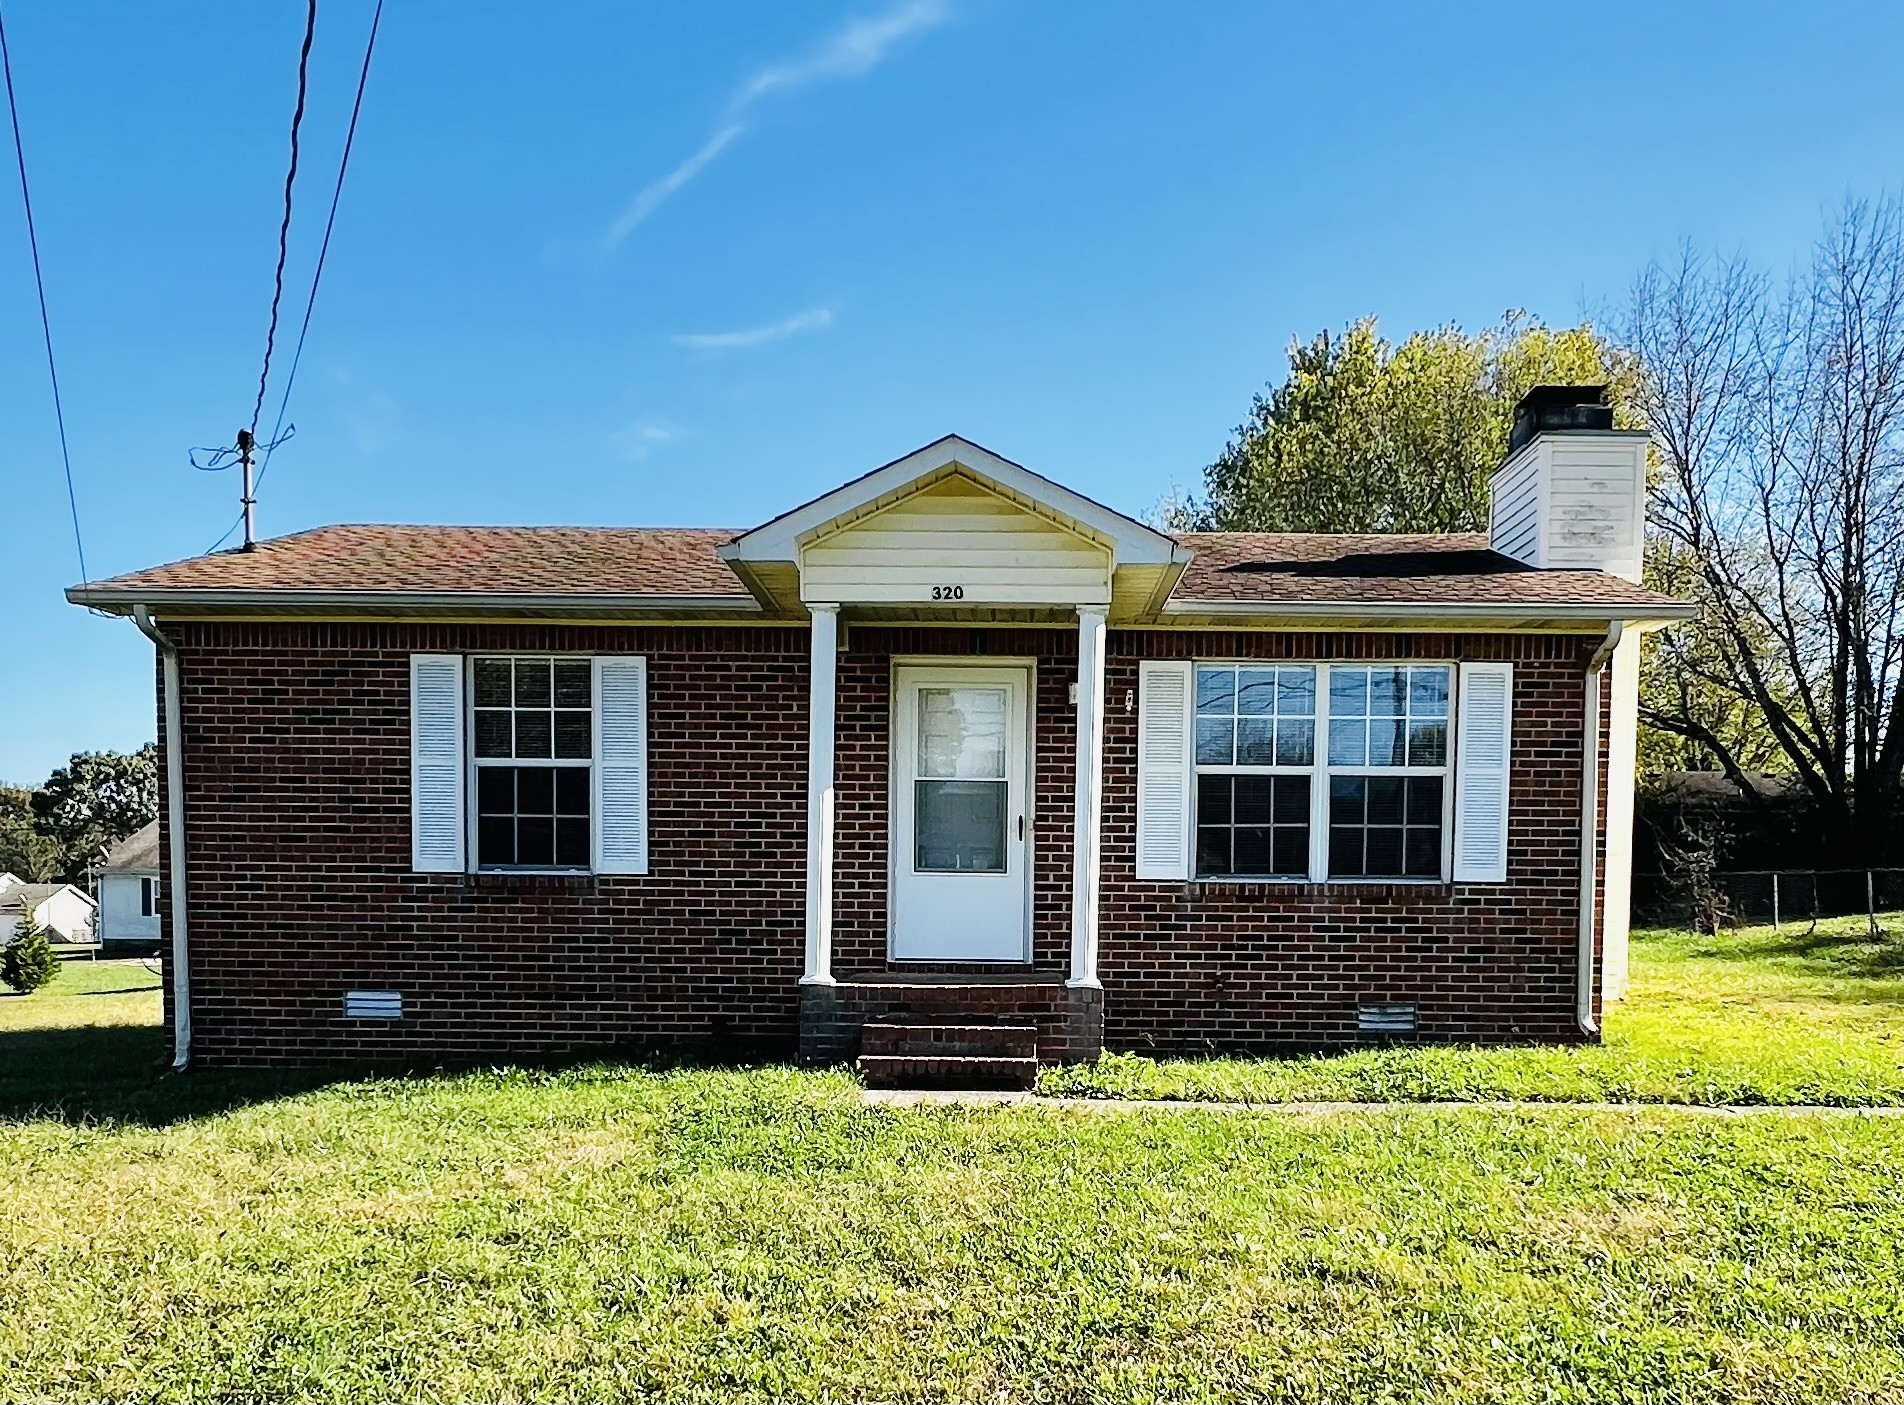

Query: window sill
[
  {"left": 1183, "top": 877, "right": 1454, "bottom": 899},
  {"left": 465, "top": 871, "right": 598, "bottom": 893}
]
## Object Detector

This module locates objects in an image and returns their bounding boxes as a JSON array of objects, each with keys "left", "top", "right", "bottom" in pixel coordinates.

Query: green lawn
[
  {"left": 1039, "top": 917, "right": 1904, "bottom": 1107},
  {"left": 5, "top": 938, "right": 1904, "bottom": 1400}
]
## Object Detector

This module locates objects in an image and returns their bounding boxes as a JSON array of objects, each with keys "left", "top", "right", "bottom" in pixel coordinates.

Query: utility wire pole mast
[{"left": 236, "top": 428, "right": 257, "bottom": 549}]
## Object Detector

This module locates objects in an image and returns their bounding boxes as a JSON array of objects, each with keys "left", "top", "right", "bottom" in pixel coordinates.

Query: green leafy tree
[
  {"left": 2, "top": 909, "right": 61, "bottom": 995},
  {"left": 0, "top": 786, "right": 62, "bottom": 883},
  {"left": 31, "top": 746, "right": 158, "bottom": 883},
  {"left": 1179, "top": 313, "right": 1635, "bottom": 532}
]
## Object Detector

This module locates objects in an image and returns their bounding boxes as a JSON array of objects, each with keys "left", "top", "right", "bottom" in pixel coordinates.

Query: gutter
[
  {"left": 68, "top": 586, "right": 763, "bottom": 616},
  {"left": 1577, "top": 621, "right": 1623, "bottom": 1037},
  {"left": 131, "top": 605, "right": 191, "bottom": 1071},
  {"left": 1158, "top": 599, "right": 1697, "bottom": 625}
]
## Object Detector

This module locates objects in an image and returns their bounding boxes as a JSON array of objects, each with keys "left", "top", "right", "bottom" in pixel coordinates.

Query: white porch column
[
  {"left": 802, "top": 604, "right": 840, "bottom": 986},
  {"left": 1068, "top": 606, "right": 1108, "bottom": 989}
]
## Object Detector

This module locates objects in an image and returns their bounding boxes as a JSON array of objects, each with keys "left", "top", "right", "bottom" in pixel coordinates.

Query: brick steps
[{"left": 857, "top": 1021, "right": 1041, "bottom": 1089}]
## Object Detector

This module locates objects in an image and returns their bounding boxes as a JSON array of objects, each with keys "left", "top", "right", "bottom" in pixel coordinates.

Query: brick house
[{"left": 71, "top": 389, "right": 1690, "bottom": 1083}]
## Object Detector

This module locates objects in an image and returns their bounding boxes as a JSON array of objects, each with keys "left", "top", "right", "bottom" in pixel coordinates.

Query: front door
[{"left": 891, "top": 665, "right": 1031, "bottom": 961}]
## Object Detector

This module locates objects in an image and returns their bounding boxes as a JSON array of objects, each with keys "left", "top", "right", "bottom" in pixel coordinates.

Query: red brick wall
[
  {"left": 160, "top": 622, "right": 810, "bottom": 1066},
  {"left": 153, "top": 620, "right": 1606, "bottom": 1066},
  {"left": 1097, "top": 631, "right": 1606, "bottom": 1052}
]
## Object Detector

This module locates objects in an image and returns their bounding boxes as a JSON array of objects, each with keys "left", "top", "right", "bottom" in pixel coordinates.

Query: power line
[
  {"left": 206, "top": 0, "right": 383, "bottom": 556},
  {"left": 253, "top": 0, "right": 384, "bottom": 501},
  {"left": 251, "top": 0, "right": 319, "bottom": 438},
  {"left": 0, "top": 0, "right": 88, "bottom": 585}
]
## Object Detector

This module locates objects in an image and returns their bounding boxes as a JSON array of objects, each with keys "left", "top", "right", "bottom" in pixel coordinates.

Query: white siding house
[
  {"left": 95, "top": 820, "right": 161, "bottom": 946},
  {"left": 1, "top": 882, "right": 97, "bottom": 946}
]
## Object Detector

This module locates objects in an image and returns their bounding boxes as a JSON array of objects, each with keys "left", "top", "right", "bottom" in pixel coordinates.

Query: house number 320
[{"left": 931, "top": 585, "right": 965, "bottom": 600}]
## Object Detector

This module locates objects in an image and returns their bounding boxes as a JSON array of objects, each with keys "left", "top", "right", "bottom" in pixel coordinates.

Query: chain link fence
[{"left": 1634, "top": 868, "right": 1904, "bottom": 928}]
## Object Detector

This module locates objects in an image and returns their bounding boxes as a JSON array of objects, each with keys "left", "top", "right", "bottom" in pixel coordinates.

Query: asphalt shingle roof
[{"left": 80, "top": 524, "right": 1685, "bottom": 612}]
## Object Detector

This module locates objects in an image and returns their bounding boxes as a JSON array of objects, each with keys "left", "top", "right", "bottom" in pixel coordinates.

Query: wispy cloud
[
  {"left": 603, "top": 0, "right": 951, "bottom": 248},
  {"left": 611, "top": 421, "right": 678, "bottom": 461},
  {"left": 671, "top": 307, "right": 834, "bottom": 351},
  {"left": 604, "top": 125, "right": 745, "bottom": 248}
]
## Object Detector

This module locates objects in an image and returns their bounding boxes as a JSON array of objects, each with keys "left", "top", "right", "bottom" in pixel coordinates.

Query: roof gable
[{"left": 720, "top": 435, "right": 1183, "bottom": 569}]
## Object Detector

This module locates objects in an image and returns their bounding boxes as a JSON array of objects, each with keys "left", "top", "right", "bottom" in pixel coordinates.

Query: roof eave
[
  {"left": 1158, "top": 599, "right": 1697, "bottom": 627},
  {"left": 67, "top": 585, "right": 765, "bottom": 618}
]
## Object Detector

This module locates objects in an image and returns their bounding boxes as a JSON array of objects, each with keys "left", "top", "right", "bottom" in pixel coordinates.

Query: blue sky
[{"left": 2, "top": 0, "right": 1900, "bottom": 783}]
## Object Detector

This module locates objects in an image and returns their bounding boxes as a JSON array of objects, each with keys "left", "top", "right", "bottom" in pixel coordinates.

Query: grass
[
  {"left": 1038, "top": 917, "right": 1904, "bottom": 1107},
  {"left": 3, "top": 936, "right": 1904, "bottom": 1399}
]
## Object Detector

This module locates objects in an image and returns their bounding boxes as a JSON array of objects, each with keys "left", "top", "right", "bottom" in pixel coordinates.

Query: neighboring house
[
  {"left": 1, "top": 881, "right": 97, "bottom": 947},
  {"left": 94, "top": 820, "right": 161, "bottom": 946},
  {"left": 69, "top": 387, "right": 1691, "bottom": 1079}
]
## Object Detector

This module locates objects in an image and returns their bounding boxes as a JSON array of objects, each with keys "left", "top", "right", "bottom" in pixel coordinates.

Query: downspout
[
  {"left": 132, "top": 605, "right": 190, "bottom": 1070},
  {"left": 1577, "top": 621, "right": 1623, "bottom": 1036}
]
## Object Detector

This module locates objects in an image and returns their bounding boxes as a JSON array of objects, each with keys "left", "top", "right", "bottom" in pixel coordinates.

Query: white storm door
[{"left": 891, "top": 666, "right": 1031, "bottom": 961}]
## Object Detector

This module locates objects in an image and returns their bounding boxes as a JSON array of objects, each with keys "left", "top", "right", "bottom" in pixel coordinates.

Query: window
[
  {"left": 1193, "top": 665, "right": 1315, "bottom": 878},
  {"left": 471, "top": 657, "right": 592, "bottom": 870},
  {"left": 139, "top": 877, "right": 156, "bottom": 918},
  {"left": 1192, "top": 662, "right": 1453, "bottom": 882}
]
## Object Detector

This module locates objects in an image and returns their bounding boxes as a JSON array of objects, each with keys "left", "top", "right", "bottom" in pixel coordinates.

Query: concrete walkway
[{"left": 863, "top": 1089, "right": 1904, "bottom": 1116}]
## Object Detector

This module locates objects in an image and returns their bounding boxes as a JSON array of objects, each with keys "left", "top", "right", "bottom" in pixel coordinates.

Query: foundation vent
[
  {"left": 1357, "top": 1001, "right": 1417, "bottom": 1035},
  {"left": 343, "top": 989, "right": 403, "bottom": 1020}
]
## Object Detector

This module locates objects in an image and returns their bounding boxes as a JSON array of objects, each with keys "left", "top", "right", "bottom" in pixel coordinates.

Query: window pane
[
  {"left": 478, "top": 817, "right": 515, "bottom": 867},
  {"left": 1236, "top": 668, "right": 1279, "bottom": 715},
  {"left": 1330, "top": 776, "right": 1365, "bottom": 824},
  {"left": 473, "top": 659, "right": 513, "bottom": 707},
  {"left": 1367, "top": 667, "right": 1405, "bottom": 716},
  {"left": 1195, "top": 717, "right": 1234, "bottom": 765},
  {"left": 1275, "top": 718, "right": 1314, "bottom": 765},
  {"left": 1405, "top": 827, "right": 1441, "bottom": 878},
  {"left": 1273, "top": 775, "right": 1310, "bottom": 824},
  {"left": 517, "top": 767, "right": 555, "bottom": 816},
  {"left": 554, "top": 711, "right": 592, "bottom": 760},
  {"left": 914, "top": 779, "right": 1006, "bottom": 872},
  {"left": 1195, "top": 667, "right": 1235, "bottom": 715},
  {"left": 476, "top": 766, "right": 514, "bottom": 815},
  {"left": 1407, "top": 719, "right": 1447, "bottom": 766},
  {"left": 515, "top": 712, "right": 553, "bottom": 760},
  {"left": 1328, "top": 719, "right": 1367, "bottom": 767},
  {"left": 1365, "top": 826, "right": 1405, "bottom": 877},
  {"left": 1366, "top": 776, "right": 1405, "bottom": 825},
  {"left": 556, "top": 817, "right": 590, "bottom": 869},
  {"left": 553, "top": 660, "right": 592, "bottom": 708},
  {"left": 1330, "top": 667, "right": 1369, "bottom": 719},
  {"left": 513, "top": 659, "right": 551, "bottom": 708},
  {"left": 556, "top": 767, "right": 589, "bottom": 816},
  {"left": 1273, "top": 827, "right": 1308, "bottom": 875},
  {"left": 1366, "top": 717, "right": 1405, "bottom": 767},
  {"left": 1233, "top": 775, "right": 1274, "bottom": 825},
  {"left": 1407, "top": 776, "right": 1443, "bottom": 824},
  {"left": 1329, "top": 826, "right": 1363, "bottom": 877},
  {"left": 1196, "top": 774, "right": 1232, "bottom": 825},
  {"left": 1233, "top": 826, "right": 1274, "bottom": 874},
  {"left": 1277, "top": 668, "right": 1316, "bottom": 716},
  {"left": 516, "top": 817, "right": 555, "bottom": 867},
  {"left": 918, "top": 688, "right": 1006, "bottom": 779},
  {"left": 1236, "top": 716, "right": 1277, "bottom": 766},
  {"left": 1409, "top": 667, "right": 1450, "bottom": 718},
  {"left": 1196, "top": 826, "right": 1231, "bottom": 877},
  {"left": 474, "top": 710, "right": 512, "bottom": 759}
]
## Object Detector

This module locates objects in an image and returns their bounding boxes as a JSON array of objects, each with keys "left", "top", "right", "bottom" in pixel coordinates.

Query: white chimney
[{"left": 1488, "top": 386, "right": 1648, "bottom": 583}]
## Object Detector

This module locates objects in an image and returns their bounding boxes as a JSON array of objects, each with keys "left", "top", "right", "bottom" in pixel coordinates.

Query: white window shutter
[
  {"left": 1136, "top": 660, "right": 1194, "bottom": 880},
  {"left": 1453, "top": 661, "right": 1513, "bottom": 882},
  {"left": 409, "top": 654, "right": 466, "bottom": 873},
  {"left": 593, "top": 656, "right": 649, "bottom": 875}
]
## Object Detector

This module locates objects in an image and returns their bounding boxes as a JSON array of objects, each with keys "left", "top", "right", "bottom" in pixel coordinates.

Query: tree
[
  {"left": 1178, "top": 313, "right": 1634, "bottom": 532},
  {"left": 0, "top": 786, "right": 61, "bottom": 883},
  {"left": 31, "top": 746, "right": 158, "bottom": 882},
  {"left": 1620, "top": 197, "right": 1904, "bottom": 862},
  {"left": 2, "top": 910, "right": 61, "bottom": 995}
]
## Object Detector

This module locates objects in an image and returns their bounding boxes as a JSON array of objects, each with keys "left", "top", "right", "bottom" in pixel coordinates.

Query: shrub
[{"left": 1, "top": 911, "right": 61, "bottom": 994}]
